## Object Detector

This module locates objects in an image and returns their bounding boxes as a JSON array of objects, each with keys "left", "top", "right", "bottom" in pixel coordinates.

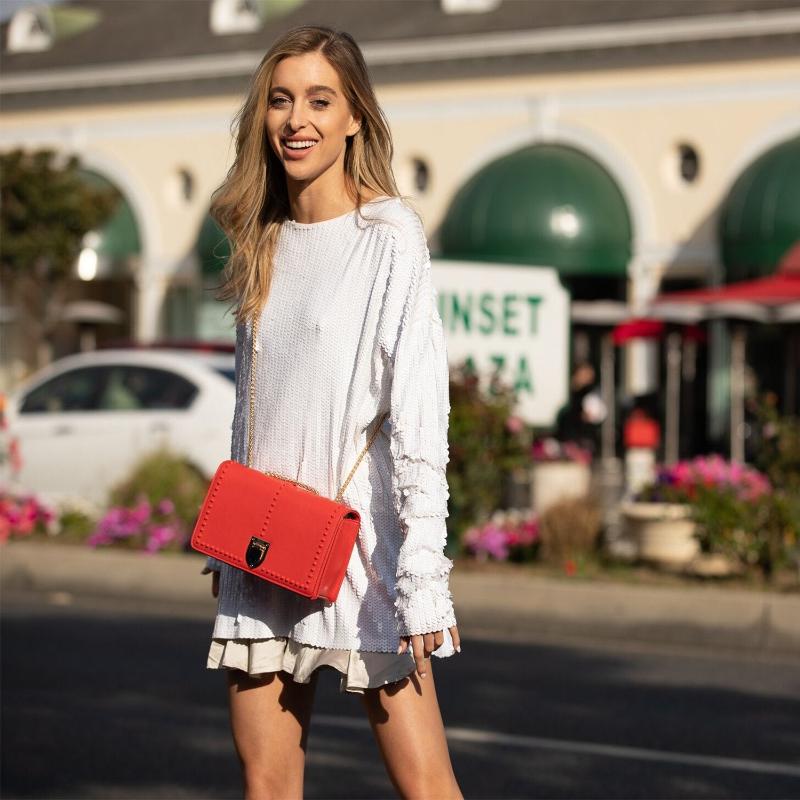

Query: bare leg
[
  {"left": 359, "top": 660, "right": 463, "bottom": 800},
  {"left": 226, "top": 668, "right": 320, "bottom": 800}
]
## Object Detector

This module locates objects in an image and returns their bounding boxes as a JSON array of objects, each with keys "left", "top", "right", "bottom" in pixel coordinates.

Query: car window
[
  {"left": 20, "top": 366, "right": 110, "bottom": 413},
  {"left": 213, "top": 367, "right": 236, "bottom": 383},
  {"left": 98, "top": 366, "right": 198, "bottom": 411}
]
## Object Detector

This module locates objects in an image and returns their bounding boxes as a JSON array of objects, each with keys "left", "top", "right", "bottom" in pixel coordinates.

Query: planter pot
[
  {"left": 531, "top": 461, "right": 591, "bottom": 515},
  {"left": 620, "top": 501, "right": 700, "bottom": 566}
]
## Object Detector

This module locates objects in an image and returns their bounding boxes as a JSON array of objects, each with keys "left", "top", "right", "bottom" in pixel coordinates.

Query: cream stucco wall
[{"left": 2, "top": 52, "right": 799, "bottom": 338}]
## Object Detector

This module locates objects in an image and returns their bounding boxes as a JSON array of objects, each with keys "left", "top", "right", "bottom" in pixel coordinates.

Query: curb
[{"left": 3, "top": 541, "right": 799, "bottom": 657}]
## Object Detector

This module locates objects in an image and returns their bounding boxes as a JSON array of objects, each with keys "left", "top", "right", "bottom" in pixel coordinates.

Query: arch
[
  {"left": 719, "top": 134, "right": 800, "bottom": 281},
  {"left": 439, "top": 142, "right": 633, "bottom": 279},
  {"left": 444, "top": 116, "right": 655, "bottom": 283},
  {"left": 195, "top": 213, "right": 231, "bottom": 278},
  {"left": 76, "top": 167, "right": 141, "bottom": 271}
]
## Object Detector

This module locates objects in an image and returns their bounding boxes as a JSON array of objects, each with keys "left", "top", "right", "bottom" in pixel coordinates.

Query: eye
[
  {"left": 269, "top": 96, "right": 289, "bottom": 107},
  {"left": 311, "top": 99, "right": 330, "bottom": 108}
]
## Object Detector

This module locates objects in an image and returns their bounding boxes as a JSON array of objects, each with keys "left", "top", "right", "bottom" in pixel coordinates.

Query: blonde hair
[{"left": 210, "top": 25, "right": 405, "bottom": 326}]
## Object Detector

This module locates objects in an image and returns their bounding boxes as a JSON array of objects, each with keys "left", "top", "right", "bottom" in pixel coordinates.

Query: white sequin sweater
[{"left": 202, "top": 195, "right": 458, "bottom": 658}]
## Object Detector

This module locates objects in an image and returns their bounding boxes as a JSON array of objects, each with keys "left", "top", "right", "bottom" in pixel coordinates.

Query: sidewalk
[{"left": 3, "top": 541, "right": 799, "bottom": 657}]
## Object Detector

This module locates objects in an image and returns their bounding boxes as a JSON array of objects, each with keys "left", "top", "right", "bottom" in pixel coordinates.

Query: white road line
[{"left": 313, "top": 714, "right": 800, "bottom": 778}]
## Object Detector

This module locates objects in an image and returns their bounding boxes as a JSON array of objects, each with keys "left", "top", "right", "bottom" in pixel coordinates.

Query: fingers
[
  {"left": 212, "top": 571, "right": 220, "bottom": 598},
  {"left": 413, "top": 634, "right": 431, "bottom": 678},
  {"left": 397, "top": 626, "right": 463, "bottom": 680}
]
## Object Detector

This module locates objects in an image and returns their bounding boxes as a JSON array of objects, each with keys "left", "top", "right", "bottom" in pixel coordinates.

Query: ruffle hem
[{"left": 207, "top": 636, "right": 417, "bottom": 695}]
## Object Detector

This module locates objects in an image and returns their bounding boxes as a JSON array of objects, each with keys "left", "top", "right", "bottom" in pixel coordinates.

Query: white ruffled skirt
[{"left": 207, "top": 636, "right": 417, "bottom": 694}]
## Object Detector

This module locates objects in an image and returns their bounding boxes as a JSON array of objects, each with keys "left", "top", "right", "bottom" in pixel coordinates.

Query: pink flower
[
  {"left": 505, "top": 416, "right": 524, "bottom": 435},
  {"left": 156, "top": 498, "right": 175, "bottom": 516},
  {"left": 464, "top": 515, "right": 540, "bottom": 561}
]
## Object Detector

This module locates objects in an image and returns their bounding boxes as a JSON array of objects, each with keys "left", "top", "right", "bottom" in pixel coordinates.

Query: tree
[{"left": 0, "top": 148, "right": 121, "bottom": 366}]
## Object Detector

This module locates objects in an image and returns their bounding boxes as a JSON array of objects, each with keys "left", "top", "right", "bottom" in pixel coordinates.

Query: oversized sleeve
[
  {"left": 377, "top": 219, "right": 457, "bottom": 638},
  {"left": 200, "top": 319, "right": 247, "bottom": 576}
]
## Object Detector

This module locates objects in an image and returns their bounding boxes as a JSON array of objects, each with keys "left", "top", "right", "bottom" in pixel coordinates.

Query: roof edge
[{"left": 3, "top": 9, "right": 800, "bottom": 95}]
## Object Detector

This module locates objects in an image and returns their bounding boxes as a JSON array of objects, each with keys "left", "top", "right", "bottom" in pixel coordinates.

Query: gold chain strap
[{"left": 246, "top": 312, "right": 388, "bottom": 503}]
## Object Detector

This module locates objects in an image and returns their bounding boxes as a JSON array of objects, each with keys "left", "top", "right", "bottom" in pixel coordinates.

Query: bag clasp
[{"left": 245, "top": 536, "right": 270, "bottom": 569}]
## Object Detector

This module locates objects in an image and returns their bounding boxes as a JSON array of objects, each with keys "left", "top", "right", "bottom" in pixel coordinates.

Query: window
[
  {"left": 20, "top": 367, "right": 110, "bottom": 413},
  {"left": 678, "top": 144, "right": 700, "bottom": 184},
  {"left": 98, "top": 367, "right": 198, "bottom": 411},
  {"left": 6, "top": 6, "right": 55, "bottom": 53},
  {"left": 413, "top": 158, "right": 430, "bottom": 194},
  {"left": 213, "top": 367, "right": 236, "bottom": 384}
]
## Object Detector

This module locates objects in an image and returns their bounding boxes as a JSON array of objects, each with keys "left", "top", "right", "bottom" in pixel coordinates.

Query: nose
[{"left": 287, "top": 101, "right": 307, "bottom": 134}]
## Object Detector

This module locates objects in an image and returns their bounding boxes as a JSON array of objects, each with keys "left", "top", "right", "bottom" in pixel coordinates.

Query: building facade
[{"left": 2, "top": 0, "right": 799, "bottom": 448}]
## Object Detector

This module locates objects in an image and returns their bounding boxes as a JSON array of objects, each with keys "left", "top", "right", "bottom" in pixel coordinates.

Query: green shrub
[
  {"left": 108, "top": 448, "right": 209, "bottom": 535},
  {"left": 446, "top": 363, "right": 531, "bottom": 555},
  {"left": 692, "top": 486, "right": 800, "bottom": 579},
  {"left": 753, "top": 396, "right": 800, "bottom": 493}
]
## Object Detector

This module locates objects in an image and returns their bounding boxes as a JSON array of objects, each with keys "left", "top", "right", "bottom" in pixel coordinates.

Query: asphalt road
[{"left": 2, "top": 589, "right": 800, "bottom": 800}]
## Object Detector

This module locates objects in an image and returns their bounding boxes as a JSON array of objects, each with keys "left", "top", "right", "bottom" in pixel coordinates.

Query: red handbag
[{"left": 190, "top": 312, "right": 388, "bottom": 602}]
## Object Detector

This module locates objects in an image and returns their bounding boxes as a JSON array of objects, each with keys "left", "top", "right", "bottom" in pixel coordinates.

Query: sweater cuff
[{"left": 394, "top": 524, "right": 457, "bottom": 636}]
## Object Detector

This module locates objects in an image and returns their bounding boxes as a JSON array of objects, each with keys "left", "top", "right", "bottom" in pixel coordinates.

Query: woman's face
[{"left": 266, "top": 50, "right": 361, "bottom": 189}]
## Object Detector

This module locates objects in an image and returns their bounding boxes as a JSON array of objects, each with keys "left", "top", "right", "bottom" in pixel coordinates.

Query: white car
[{"left": 4, "top": 348, "right": 236, "bottom": 506}]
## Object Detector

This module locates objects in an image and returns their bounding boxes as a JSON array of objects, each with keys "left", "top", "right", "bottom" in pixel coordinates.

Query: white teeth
[{"left": 284, "top": 140, "right": 317, "bottom": 149}]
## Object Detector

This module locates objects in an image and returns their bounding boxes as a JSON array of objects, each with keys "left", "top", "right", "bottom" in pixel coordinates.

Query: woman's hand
[
  {"left": 398, "top": 625, "right": 461, "bottom": 679},
  {"left": 211, "top": 571, "right": 220, "bottom": 598}
]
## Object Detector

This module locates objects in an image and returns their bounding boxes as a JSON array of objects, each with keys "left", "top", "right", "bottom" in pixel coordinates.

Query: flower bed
[{"left": 630, "top": 454, "right": 799, "bottom": 580}]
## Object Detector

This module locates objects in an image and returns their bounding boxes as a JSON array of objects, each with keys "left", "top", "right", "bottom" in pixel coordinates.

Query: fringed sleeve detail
[{"left": 378, "top": 216, "right": 458, "bottom": 637}]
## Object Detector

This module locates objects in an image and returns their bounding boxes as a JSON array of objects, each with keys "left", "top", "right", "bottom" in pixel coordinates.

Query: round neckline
[{"left": 283, "top": 195, "right": 393, "bottom": 230}]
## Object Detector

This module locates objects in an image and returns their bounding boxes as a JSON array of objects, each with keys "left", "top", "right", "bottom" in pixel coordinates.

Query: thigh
[
  {"left": 359, "top": 662, "right": 462, "bottom": 799},
  {"left": 226, "top": 668, "right": 319, "bottom": 798}
]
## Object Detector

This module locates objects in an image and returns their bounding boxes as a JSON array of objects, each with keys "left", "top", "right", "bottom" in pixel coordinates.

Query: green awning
[
  {"left": 196, "top": 214, "right": 231, "bottom": 277},
  {"left": 77, "top": 169, "right": 141, "bottom": 261},
  {"left": 439, "top": 144, "right": 632, "bottom": 277},
  {"left": 719, "top": 135, "right": 800, "bottom": 282}
]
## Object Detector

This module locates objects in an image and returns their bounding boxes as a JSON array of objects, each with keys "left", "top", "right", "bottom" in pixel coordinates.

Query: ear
[{"left": 347, "top": 109, "right": 362, "bottom": 138}]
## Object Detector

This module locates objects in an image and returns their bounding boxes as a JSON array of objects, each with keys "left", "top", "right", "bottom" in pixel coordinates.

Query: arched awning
[
  {"left": 719, "top": 135, "right": 800, "bottom": 282},
  {"left": 439, "top": 144, "right": 632, "bottom": 277},
  {"left": 77, "top": 169, "right": 141, "bottom": 266},
  {"left": 196, "top": 214, "right": 231, "bottom": 278}
]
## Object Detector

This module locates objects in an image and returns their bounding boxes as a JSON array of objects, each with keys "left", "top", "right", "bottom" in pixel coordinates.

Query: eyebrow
[{"left": 269, "top": 84, "right": 338, "bottom": 97}]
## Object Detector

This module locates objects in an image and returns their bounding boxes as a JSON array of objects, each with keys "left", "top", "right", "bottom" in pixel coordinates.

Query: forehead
[{"left": 270, "top": 51, "right": 343, "bottom": 91}]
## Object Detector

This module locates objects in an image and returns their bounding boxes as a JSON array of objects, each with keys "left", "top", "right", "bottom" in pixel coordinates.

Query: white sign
[{"left": 432, "top": 259, "right": 569, "bottom": 426}]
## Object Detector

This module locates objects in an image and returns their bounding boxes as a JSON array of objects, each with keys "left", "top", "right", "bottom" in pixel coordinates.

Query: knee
[{"left": 242, "top": 767, "right": 302, "bottom": 800}]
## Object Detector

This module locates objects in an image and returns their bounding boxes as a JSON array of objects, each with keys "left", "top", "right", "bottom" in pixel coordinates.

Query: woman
[{"left": 201, "top": 24, "right": 463, "bottom": 800}]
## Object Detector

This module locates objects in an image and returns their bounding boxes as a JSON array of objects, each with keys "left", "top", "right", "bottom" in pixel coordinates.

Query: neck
[
  {"left": 284, "top": 152, "right": 360, "bottom": 223},
  {"left": 284, "top": 160, "right": 385, "bottom": 223}
]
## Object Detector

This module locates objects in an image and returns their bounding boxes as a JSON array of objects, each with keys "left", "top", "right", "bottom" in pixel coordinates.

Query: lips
[
  {"left": 281, "top": 138, "right": 318, "bottom": 161},
  {"left": 282, "top": 138, "right": 318, "bottom": 148}
]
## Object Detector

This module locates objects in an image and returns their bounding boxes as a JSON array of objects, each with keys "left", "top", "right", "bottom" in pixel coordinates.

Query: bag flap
[{"left": 192, "top": 460, "right": 359, "bottom": 592}]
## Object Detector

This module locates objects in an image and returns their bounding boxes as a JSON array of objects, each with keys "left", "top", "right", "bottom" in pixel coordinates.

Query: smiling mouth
[{"left": 282, "top": 139, "right": 318, "bottom": 150}]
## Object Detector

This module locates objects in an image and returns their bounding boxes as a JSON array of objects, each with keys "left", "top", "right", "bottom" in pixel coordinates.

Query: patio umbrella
[
  {"left": 612, "top": 314, "right": 703, "bottom": 464},
  {"left": 648, "top": 241, "right": 800, "bottom": 462},
  {"left": 650, "top": 241, "right": 800, "bottom": 316}
]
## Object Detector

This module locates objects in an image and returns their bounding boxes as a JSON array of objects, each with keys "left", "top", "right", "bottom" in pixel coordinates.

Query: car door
[
  {"left": 14, "top": 365, "right": 121, "bottom": 504},
  {"left": 99, "top": 364, "right": 200, "bottom": 469}
]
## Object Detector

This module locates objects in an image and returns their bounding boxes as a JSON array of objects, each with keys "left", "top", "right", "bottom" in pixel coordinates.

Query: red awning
[
  {"left": 653, "top": 241, "right": 800, "bottom": 308},
  {"left": 612, "top": 318, "right": 664, "bottom": 345}
]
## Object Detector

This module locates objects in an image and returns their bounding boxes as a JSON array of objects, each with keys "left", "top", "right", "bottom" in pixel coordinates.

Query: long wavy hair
[{"left": 210, "top": 25, "right": 405, "bottom": 326}]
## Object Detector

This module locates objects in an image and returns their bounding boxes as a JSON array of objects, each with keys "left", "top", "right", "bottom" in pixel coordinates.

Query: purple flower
[{"left": 156, "top": 498, "right": 175, "bottom": 516}]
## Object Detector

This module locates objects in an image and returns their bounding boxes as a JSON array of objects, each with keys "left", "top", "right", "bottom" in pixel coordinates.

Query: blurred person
[
  {"left": 554, "top": 362, "right": 606, "bottom": 458},
  {"left": 200, "top": 25, "right": 462, "bottom": 800},
  {"left": 623, "top": 402, "right": 661, "bottom": 496}
]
